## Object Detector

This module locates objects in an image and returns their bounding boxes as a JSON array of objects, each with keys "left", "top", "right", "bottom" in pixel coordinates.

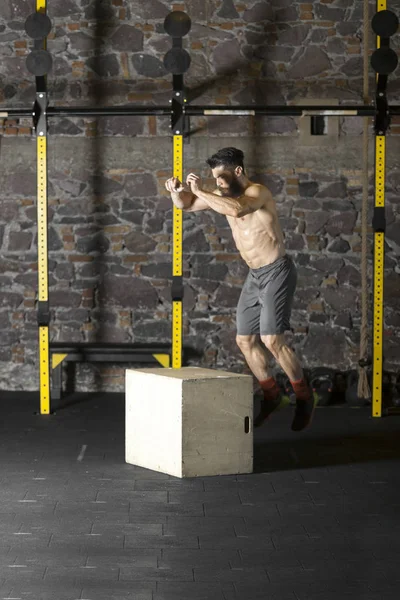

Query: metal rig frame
[{"left": 0, "top": 0, "right": 397, "bottom": 415}]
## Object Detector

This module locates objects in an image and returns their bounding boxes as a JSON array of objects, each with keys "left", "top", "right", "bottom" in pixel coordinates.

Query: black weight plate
[
  {"left": 163, "top": 47, "right": 191, "bottom": 74},
  {"left": 164, "top": 11, "right": 191, "bottom": 37},
  {"left": 26, "top": 49, "right": 53, "bottom": 76},
  {"left": 25, "top": 13, "right": 52, "bottom": 40},
  {"left": 371, "top": 10, "right": 399, "bottom": 37},
  {"left": 371, "top": 47, "right": 398, "bottom": 74}
]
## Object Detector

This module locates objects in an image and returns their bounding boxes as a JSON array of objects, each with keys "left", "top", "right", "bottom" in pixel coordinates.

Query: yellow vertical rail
[
  {"left": 372, "top": 136, "right": 385, "bottom": 417},
  {"left": 172, "top": 135, "right": 183, "bottom": 369},
  {"left": 372, "top": 0, "right": 386, "bottom": 417},
  {"left": 37, "top": 0, "right": 50, "bottom": 414},
  {"left": 37, "top": 1, "right": 47, "bottom": 14},
  {"left": 38, "top": 135, "right": 50, "bottom": 414}
]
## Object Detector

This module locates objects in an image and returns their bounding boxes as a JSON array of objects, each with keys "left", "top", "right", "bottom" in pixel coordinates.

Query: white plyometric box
[{"left": 125, "top": 367, "right": 253, "bottom": 478}]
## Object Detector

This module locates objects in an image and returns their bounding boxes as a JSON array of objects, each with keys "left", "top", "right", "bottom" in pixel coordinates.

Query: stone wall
[{"left": 0, "top": 0, "right": 399, "bottom": 392}]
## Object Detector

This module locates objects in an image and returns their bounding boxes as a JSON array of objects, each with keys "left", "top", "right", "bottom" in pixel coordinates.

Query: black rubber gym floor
[{"left": 1, "top": 391, "right": 400, "bottom": 600}]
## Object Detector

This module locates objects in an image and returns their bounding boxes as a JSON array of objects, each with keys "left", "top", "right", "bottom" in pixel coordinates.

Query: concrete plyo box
[{"left": 125, "top": 367, "right": 253, "bottom": 478}]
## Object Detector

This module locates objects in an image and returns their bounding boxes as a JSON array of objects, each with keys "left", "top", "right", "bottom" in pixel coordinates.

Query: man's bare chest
[{"left": 227, "top": 213, "right": 261, "bottom": 239}]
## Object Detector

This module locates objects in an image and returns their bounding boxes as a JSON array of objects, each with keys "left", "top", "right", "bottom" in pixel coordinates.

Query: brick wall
[{"left": 0, "top": 0, "right": 399, "bottom": 391}]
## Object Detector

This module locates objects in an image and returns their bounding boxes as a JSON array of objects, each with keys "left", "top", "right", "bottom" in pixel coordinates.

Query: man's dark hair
[{"left": 206, "top": 147, "right": 245, "bottom": 172}]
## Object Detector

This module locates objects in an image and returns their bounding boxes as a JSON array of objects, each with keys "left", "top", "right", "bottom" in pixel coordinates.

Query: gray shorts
[{"left": 236, "top": 255, "right": 297, "bottom": 336}]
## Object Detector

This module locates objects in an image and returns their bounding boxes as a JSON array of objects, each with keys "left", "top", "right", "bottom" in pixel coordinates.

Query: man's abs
[{"left": 227, "top": 209, "right": 286, "bottom": 269}]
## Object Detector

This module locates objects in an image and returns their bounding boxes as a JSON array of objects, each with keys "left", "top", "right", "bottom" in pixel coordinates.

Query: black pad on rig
[
  {"left": 164, "top": 47, "right": 191, "bottom": 74},
  {"left": 371, "top": 10, "right": 399, "bottom": 38},
  {"left": 164, "top": 11, "right": 191, "bottom": 37},
  {"left": 25, "top": 12, "right": 52, "bottom": 40},
  {"left": 371, "top": 47, "right": 399, "bottom": 74},
  {"left": 26, "top": 49, "right": 53, "bottom": 76}
]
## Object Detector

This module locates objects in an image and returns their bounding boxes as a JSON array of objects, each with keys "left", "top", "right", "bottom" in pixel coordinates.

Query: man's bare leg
[
  {"left": 260, "top": 334, "right": 303, "bottom": 382},
  {"left": 236, "top": 335, "right": 285, "bottom": 427},
  {"left": 260, "top": 334, "right": 315, "bottom": 431},
  {"left": 236, "top": 334, "right": 273, "bottom": 381}
]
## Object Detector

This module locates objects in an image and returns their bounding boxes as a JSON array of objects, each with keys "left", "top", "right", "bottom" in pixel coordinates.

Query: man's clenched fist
[{"left": 165, "top": 177, "right": 184, "bottom": 193}]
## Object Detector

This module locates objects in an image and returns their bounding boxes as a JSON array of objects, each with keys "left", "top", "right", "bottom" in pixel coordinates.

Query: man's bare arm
[
  {"left": 170, "top": 189, "right": 196, "bottom": 209},
  {"left": 194, "top": 185, "right": 267, "bottom": 217},
  {"left": 181, "top": 197, "right": 210, "bottom": 212},
  {"left": 165, "top": 176, "right": 196, "bottom": 209},
  {"left": 170, "top": 190, "right": 214, "bottom": 211}
]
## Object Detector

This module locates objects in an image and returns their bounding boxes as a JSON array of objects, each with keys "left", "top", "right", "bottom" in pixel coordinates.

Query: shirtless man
[{"left": 165, "top": 147, "right": 314, "bottom": 432}]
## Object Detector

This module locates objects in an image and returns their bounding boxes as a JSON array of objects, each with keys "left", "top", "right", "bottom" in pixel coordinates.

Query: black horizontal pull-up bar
[
  {"left": 1, "top": 104, "right": 400, "bottom": 120},
  {"left": 48, "top": 106, "right": 173, "bottom": 117},
  {"left": 0, "top": 106, "right": 172, "bottom": 119}
]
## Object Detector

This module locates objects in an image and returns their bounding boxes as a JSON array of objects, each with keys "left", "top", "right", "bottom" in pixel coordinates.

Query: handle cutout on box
[{"left": 244, "top": 416, "right": 250, "bottom": 434}]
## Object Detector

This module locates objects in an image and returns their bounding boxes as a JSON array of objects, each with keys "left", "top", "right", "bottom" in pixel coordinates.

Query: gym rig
[{"left": 0, "top": 1, "right": 399, "bottom": 415}]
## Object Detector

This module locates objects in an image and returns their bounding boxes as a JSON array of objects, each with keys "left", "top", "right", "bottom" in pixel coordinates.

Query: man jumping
[{"left": 165, "top": 147, "right": 315, "bottom": 432}]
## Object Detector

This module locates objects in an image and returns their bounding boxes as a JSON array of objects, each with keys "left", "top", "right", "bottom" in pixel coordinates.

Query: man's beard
[{"left": 218, "top": 175, "right": 243, "bottom": 198}]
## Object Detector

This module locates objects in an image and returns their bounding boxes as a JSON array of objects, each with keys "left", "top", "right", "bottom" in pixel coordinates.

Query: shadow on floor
[{"left": 253, "top": 426, "right": 400, "bottom": 473}]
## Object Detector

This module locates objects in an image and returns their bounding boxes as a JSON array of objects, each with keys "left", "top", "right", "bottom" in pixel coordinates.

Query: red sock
[
  {"left": 291, "top": 378, "right": 311, "bottom": 402},
  {"left": 259, "top": 377, "right": 281, "bottom": 402}
]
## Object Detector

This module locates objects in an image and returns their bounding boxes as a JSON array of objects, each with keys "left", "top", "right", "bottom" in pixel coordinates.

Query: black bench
[{"left": 50, "top": 343, "right": 172, "bottom": 401}]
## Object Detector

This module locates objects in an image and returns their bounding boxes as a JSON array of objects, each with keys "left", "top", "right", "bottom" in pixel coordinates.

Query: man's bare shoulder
[
  {"left": 213, "top": 184, "right": 271, "bottom": 199},
  {"left": 246, "top": 182, "right": 273, "bottom": 197},
  {"left": 244, "top": 183, "right": 274, "bottom": 209}
]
